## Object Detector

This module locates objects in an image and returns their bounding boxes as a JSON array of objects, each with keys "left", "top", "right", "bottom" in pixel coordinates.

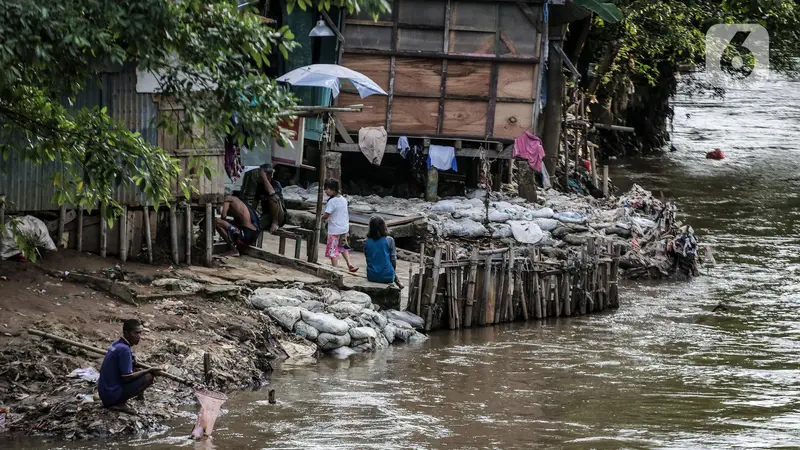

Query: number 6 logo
[{"left": 705, "top": 24, "right": 770, "bottom": 89}]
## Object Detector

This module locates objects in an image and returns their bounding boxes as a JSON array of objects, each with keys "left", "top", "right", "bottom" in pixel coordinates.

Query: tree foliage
[{"left": 0, "top": 0, "right": 386, "bottom": 226}]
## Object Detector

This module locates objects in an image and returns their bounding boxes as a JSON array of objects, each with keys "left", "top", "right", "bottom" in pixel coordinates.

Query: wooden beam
[
  {"left": 334, "top": 143, "right": 513, "bottom": 159},
  {"left": 334, "top": 116, "right": 354, "bottom": 144},
  {"left": 344, "top": 49, "right": 540, "bottom": 64},
  {"left": 320, "top": 9, "right": 346, "bottom": 44},
  {"left": 486, "top": 63, "right": 499, "bottom": 136},
  {"left": 339, "top": 88, "right": 536, "bottom": 104},
  {"left": 516, "top": 2, "right": 542, "bottom": 33},
  {"left": 386, "top": 56, "right": 396, "bottom": 132}
]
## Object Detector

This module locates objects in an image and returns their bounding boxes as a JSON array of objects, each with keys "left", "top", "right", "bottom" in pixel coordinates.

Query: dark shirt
[
  {"left": 97, "top": 338, "right": 134, "bottom": 407},
  {"left": 256, "top": 178, "right": 283, "bottom": 202}
]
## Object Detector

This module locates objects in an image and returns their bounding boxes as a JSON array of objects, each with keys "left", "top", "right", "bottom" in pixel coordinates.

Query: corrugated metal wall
[{"left": 0, "top": 67, "right": 225, "bottom": 212}]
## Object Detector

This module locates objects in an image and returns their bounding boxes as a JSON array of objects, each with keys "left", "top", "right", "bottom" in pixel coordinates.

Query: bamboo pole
[
  {"left": 517, "top": 261, "right": 529, "bottom": 321},
  {"left": 554, "top": 274, "right": 561, "bottom": 317},
  {"left": 119, "top": 205, "right": 128, "bottom": 262},
  {"left": 76, "top": 207, "right": 84, "bottom": 253},
  {"left": 415, "top": 243, "right": 426, "bottom": 316},
  {"left": 424, "top": 247, "right": 442, "bottom": 332},
  {"left": 169, "top": 204, "right": 179, "bottom": 265},
  {"left": 144, "top": 205, "right": 153, "bottom": 264},
  {"left": 185, "top": 203, "right": 192, "bottom": 265},
  {"left": 494, "top": 252, "right": 506, "bottom": 324},
  {"left": 610, "top": 244, "right": 621, "bottom": 308},
  {"left": 481, "top": 255, "right": 491, "bottom": 326},
  {"left": 579, "top": 247, "right": 588, "bottom": 314},
  {"left": 310, "top": 126, "right": 329, "bottom": 264},
  {"left": 533, "top": 253, "right": 542, "bottom": 319},
  {"left": 504, "top": 248, "right": 515, "bottom": 321},
  {"left": 563, "top": 270, "right": 572, "bottom": 316},
  {"left": 447, "top": 245, "right": 456, "bottom": 330},
  {"left": 57, "top": 204, "right": 66, "bottom": 249},
  {"left": 588, "top": 238, "right": 599, "bottom": 312},
  {"left": 465, "top": 249, "right": 478, "bottom": 327},
  {"left": 100, "top": 205, "right": 107, "bottom": 258},
  {"left": 204, "top": 203, "right": 213, "bottom": 267}
]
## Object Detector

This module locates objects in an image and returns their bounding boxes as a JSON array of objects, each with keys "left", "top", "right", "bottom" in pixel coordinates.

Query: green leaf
[{"left": 574, "top": 0, "right": 623, "bottom": 23}]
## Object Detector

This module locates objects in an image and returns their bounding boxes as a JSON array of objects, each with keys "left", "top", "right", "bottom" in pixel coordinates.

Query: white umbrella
[{"left": 277, "top": 64, "right": 387, "bottom": 99}]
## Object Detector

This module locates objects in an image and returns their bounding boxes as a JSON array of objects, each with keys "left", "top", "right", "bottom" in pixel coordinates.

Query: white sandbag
[
  {"left": 1, "top": 216, "right": 57, "bottom": 260},
  {"left": 375, "top": 333, "right": 390, "bottom": 350},
  {"left": 508, "top": 221, "right": 544, "bottom": 245},
  {"left": 253, "top": 287, "right": 317, "bottom": 302},
  {"left": 350, "top": 338, "right": 375, "bottom": 353},
  {"left": 389, "top": 318, "right": 413, "bottom": 330},
  {"left": 431, "top": 199, "right": 470, "bottom": 212},
  {"left": 250, "top": 294, "right": 303, "bottom": 310},
  {"left": 316, "top": 332, "right": 351, "bottom": 351},
  {"left": 265, "top": 306, "right": 303, "bottom": 331},
  {"left": 338, "top": 291, "right": 373, "bottom": 308},
  {"left": 452, "top": 207, "right": 487, "bottom": 222},
  {"left": 393, "top": 327, "right": 415, "bottom": 341},
  {"left": 488, "top": 209, "right": 512, "bottom": 223},
  {"left": 533, "top": 218, "right": 559, "bottom": 232},
  {"left": 383, "top": 310, "right": 425, "bottom": 329},
  {"left": 489, "top": 223, "right": 512, "bottom": 239},
  {"left": 406, "top": 331, "right": 429, "bottom": 344},
  {"left": 344, "top": 317, "right": 360, "bottom": 329},
  {"left": 349, "top": 327, "right": 378, "bottom": 340},
  {"left": 554, "top": 212, "right": 586, "bottom": 224},
  {"left": 315, "top": 287, "right": 343, "bottom": 304},
  {"left": 382, "top": 324, "right": 397, "bottom": 343},
  {"left": 328, "top": 346, "right": 357, "bottom": 359},
  {"left": 327, "top": 302, "right": 364, "bottom": 318},
  {"left": 530, "top": 207, "right": 555, "bottom": 219},
  {"left": 360, "top": 309, "right": 388, "bottom": 329},
  {"left": 300, "top": 310, "right": 351, "bottom": 335},
  {"left": 300, "top": 300, "right": 326, "bottom": 313},
  {"left": 438, "top": 218, "right": 487, "bottom": 238},
  {"left": 293, "top": 320, "right": 319, "bottom": 341}
]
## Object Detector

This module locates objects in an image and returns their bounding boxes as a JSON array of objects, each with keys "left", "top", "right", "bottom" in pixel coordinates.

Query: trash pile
[{"left": 249, "top": 286, "right": 428, "bottom": 355}]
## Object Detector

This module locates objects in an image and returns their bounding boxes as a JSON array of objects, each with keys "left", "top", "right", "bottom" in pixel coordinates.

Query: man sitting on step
[{"left": 215, "top": 195, "right": 261, "bottom": 257}]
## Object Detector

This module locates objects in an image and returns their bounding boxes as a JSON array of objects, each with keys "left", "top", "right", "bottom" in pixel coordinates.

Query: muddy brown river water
[{"left": 4, "top": 78, "right": 800, "bottom": 449}]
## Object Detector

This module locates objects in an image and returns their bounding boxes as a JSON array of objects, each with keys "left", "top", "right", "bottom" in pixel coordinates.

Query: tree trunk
[{"left": 541, "top": 25, "right": 566, "bottom": 175}]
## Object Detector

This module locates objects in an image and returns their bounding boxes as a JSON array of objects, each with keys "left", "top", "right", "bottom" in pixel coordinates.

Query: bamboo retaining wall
[{"left": 407, "top": 240, "right": 623, "bottom": 331}]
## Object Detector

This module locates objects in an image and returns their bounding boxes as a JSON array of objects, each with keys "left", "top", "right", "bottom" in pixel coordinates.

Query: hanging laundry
[
  {"left": 427, "top": 145, "right": 458, "bottom": 172},
  {"left": 224, "top": 139, "right": 244, "bottom": 181},
  {"left": 409, "top": 146, "right": 427, "bottom": 174},
  {"left": 358, "top": 126, "right": 388, "bottom": 165},
  {"left": 398, "top": 136, "right": 411, "bottom": 159},
  {"left": 513, "top": 131, "right": 545, "bottom": 172}
]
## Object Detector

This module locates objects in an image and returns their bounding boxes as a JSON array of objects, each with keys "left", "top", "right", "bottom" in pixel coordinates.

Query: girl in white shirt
[{"left": 322, "top": 179, "right": 359, "bottom": 272}]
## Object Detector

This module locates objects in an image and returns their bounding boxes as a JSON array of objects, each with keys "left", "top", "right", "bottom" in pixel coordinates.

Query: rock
[
  {"left": 316, "top": 332, "right": 351, "bottom": 351},
  {"left": 265, "top": 306, "right": 303, "bottom": 331},
  {"left": 300, "top": 310, "right": 351, "bottom": 335},
  {"left": 203, "top": 285, "right": 241, "bottom": 297},
  {"left": 349, "top": 327, "right": 378, "bottom": 340},
  {"left": 383, "top": 310, "right": 425, "bottom": 330},
  {"left": 152, "top": 278, "right": 201, "bottom": 292},
  {"left": 293, "top": 320, "right": 319, "bottom": 341}
]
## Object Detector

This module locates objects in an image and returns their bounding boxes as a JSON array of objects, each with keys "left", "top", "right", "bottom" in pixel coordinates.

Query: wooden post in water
[
  {"left": 119, "top": 205, "right": 128, "bottom": 262},
  {"left": 586, "top": 239, "right": 596, "bottom": 312},
  {"left": 415, "top": 243, "right": 426, "bottom": 316},
  {"left": 424, "top": 247, "right": 442, "bottom": 332},
  {"left": 562, "top": 269, "right": 572, "bottom": 316},
  {"left": 533, "top": 253, "right": 542, "bottom": 319},
  {"left": 76, "top": 207, "right": 84, "bottom": 253},
  {"left": 495, "top": 252, "right": 506, "bottom": 324},
  {"left": 480, "top": 255, "right": 491, "bottom": 326},
  {"left": 517, "top": 261, "right": 529, "bottom": 321},
  {"left": 169, "top": 204, "right": 179, "bottom": 265},
  {"left": 610, "top": 244, "right": 621, "bottom": 308},
  {"left": 446, "top": 245, "right": 456, "bottom": 330},
  {"left": 504, "top": 248, "right": 515, "bottom": 322},
  {"left": 465, "top": 249, "right": 478, "bottom": 327},
  {"left": 579, "top": 247, "right": 588, "bottom": 314}
]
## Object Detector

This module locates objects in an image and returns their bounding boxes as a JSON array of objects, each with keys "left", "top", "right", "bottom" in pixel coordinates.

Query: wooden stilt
[
  {"left": 415, "top": 243, "right": 426, "bottom": 316},
  {"left": 533, "top": 268, "right": 542, "bottom": 319},
  {"left": 554, "top": 274, "right": 561, "bottom": 317},
  {"left": 447, "top": 245, "right": 456, "bottom": 330},
  {"left": 169, "top": 204, "right": 179, "bottom": 265},
  {"left": 144, "top": 205, "right": 153, "bottom": 264},
  {"left": 480, "top": 255, "right": 491, "bottom": 326},
  {"left": 495, "top": 252, "right": 506, "bottom": 324},
  {"left": 57, "top": 204, "right": 66, "bottom": 249},
  {"left": 204, "top": 203, "right": 213, "bottom": 267},
  {"left": 185, "top": 204, "right": 192, "bottom": 265},
  {"left": 100, "top": 206, "right": 107, "bottom": 258},
  {"left": 465, "top": 249, "right": 478, "bottom": 327},
  {"left": 517, "top": 261, "right": 528, "bottom": 321},
  {"left": 119, "top": 205, "right": 128, "bottom": 262},
  {"left": 610, "top": 244, "right": 621, "bottom": 308},
  {"left": 504, "top": 248, "right": 515, "bottom": 321},
  {"left": 76, "top": 207, "right": 84, "bottom": 253},
  {"left": 563, "top": 271, "right": 572, "bottom": 316},
  {"left": 424, "top": 247, "right": 442, "bottom": 332}
]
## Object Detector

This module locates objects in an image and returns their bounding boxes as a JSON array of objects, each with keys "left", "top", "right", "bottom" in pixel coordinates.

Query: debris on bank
[{"left": 284, "top": 183, "right": 706, "bottom": 280}]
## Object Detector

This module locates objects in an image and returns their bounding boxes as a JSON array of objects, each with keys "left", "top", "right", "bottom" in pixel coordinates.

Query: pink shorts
[{"left": 325, "top": 234, "right": 350, "bottom": 259}]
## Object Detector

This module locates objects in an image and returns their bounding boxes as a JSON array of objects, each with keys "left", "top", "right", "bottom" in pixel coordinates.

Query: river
[{"left": 5, "top": 78, "right": 800, "bottom": 449}]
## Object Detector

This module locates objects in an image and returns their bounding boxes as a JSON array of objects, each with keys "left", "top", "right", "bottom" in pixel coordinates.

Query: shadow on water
[{"left": 5, "top": 80, "right": 800, "bottom": 449}]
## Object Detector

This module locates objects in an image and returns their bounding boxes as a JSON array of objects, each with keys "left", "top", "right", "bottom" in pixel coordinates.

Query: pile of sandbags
[{"left": 250, "top": 288, "right": 428, "bottom": 354}]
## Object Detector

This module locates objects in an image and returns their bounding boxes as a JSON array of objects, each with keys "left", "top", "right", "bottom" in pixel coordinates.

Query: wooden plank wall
[{"left": 338, "top": 0, "right": 544, "bottom": 141}]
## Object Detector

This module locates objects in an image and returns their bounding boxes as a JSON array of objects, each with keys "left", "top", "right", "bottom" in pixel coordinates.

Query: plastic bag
[
  {"left": 541, "top": 164, "right": 552, "bottom": 189},
  {"left": 1, "top": 216, "right": 57, "bottom": 260},
  {"left": 508, "top": 221, "right": 544, "bottom": 245}
]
